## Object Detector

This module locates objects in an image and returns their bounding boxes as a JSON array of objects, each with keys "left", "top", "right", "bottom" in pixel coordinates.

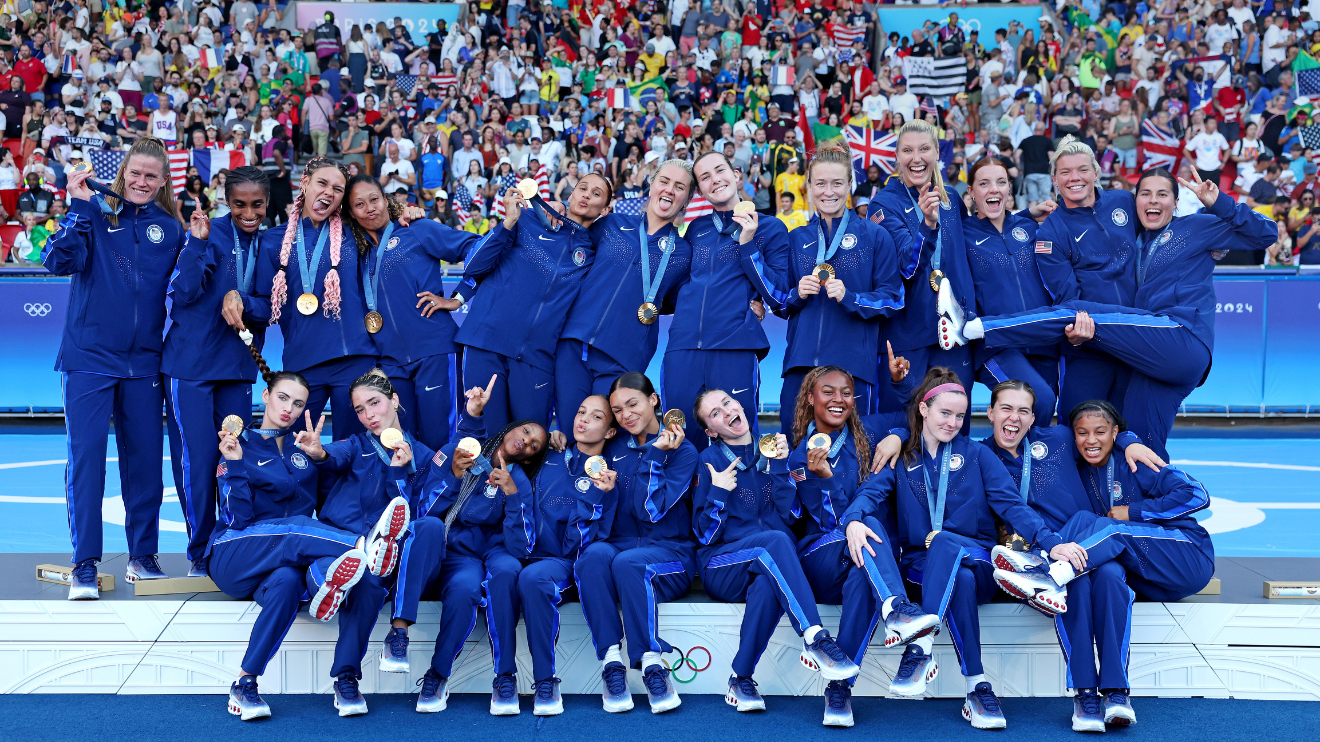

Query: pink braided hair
[
  {"left": 321, "top": 210, "right": 343, "bottom": 320},
  {"left": 268, "top": 190, "right": 304, "bottom": 325},
  {"left": 270, "top": 158, "right": 349, "bottom": 324}
]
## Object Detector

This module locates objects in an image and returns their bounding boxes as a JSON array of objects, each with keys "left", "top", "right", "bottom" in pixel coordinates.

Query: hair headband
[{"left": 923, "top": 383, "right": 967, "bottom": 403}]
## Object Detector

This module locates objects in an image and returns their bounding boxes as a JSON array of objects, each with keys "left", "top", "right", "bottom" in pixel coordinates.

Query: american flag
[
  {"left": 684, "top": 194, "right": 713, "bottom": 222},
  {"left": 168, "top": 150, "right": 190, "bottom": 194},
  {"left": 831, "top": 23, "right": 867, "bottom": 48},
  {"left": 845, "top": 125, "right": 897, "bottom": 179},
  {"left": 1140, "top": 119, "right": 1182, "bottom": 172},
  {"left": 90, "top": 149, "right": 191, "bottom": 194},
  {"left": 1299, "top": 124, "right": 1320, "bottom": 151},
  {"left": 533, "top": 164, "right": 551, "bottom": 199},
  {"left": 1299, "top": 69, "right": 1320, "bottom": 98},
  {"left": 453, "top": 184, "right": 474, "bottom": 224},
  {"left": 395, "top": 74, "right": 419, "bottom": 96},
  {"left": 613, "top": 196, "right": 647, "bottom": 217},
  {"left": 789, "top": 467, "right": 807, "bottom": 483}
]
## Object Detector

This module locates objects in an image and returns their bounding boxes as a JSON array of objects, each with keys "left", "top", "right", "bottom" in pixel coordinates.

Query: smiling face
[
  {"left": 499, "top": 422, "right": 547, "bottom": 464},
  {"left": 896, "top": 131, "right": 937, "bottom": 189},
  {"left": 573, "top": 395, "right": 617, "bottom": 445},
  {"left": 919, "top": 391, "right": 968, "bottom": 444},
  {"left": 698, "top": 391, "right": 750, "bottom": 441},
  {"left": 301, "top": 165, "right": 347, "bottom": 224},
  {"left": 122, "top": 154, "right": 168, "bottom": 205},
  {"left": 228, "top": 182, "right": 267, "bottom": 233},
  {"left": 971, "top": 162, "right": 1011, "bottom": 220},
  {"left": 807, "top": 161, "right": 850, "bottom": 217},
  {"left": 348, "top": 180, "right": 391, "bottom": 232},
  {"left": 648, "top": 163, "right": 692, "bottom": 222},
  {"left": 1072, "top": 411, "right": 1117, "bottom": 466},
  {"left": 261, "top": 379, "right": 308, "bottom": 428},
  {"left": 692, "top": 153, "right": 740, "bottom": 209},
  {"left": 810, "top": 370, "right": 854, "bottom": 432},
  {"left": 988, "top": 388, "right": 1035, "bottom": 452},
  {"left": 567, "top": 174, "right": 611, "bottom": 222},
  {"left": 609, "top": 386, "right": 661, "bottom": 437},
  {"left": 1135, "top": 172, "right": 1177, "bottom": 231},
  {"left": 351, "top": 387, "right": 401, "bottom": 435},
  {"left": 1053, "top": 152, "right": 1098, "bottom": 208}
]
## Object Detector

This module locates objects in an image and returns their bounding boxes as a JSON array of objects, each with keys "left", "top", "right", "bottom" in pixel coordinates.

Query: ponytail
[
  {"left": 896, "top": 119, "right": 950, "bottom": 207},
  {"left": 901, "top": 367, "right": 966, "bottom": 465}
]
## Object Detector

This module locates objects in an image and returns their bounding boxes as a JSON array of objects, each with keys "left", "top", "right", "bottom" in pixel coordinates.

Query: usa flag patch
[
  {"left": 1035, "top": 241, "right": 1052, "bottom": 254},
  {"left": 790, "top": 467, "right": 807, "bottom": 482},
  {"left": 216, "top": 462, "right": 227, "bottom": 477},
  {"left": 432, "top": 450, "right": 448, "bottom": 468}
]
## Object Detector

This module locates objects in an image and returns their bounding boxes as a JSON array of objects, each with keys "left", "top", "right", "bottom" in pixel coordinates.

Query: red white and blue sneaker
[
  {"left": 68, "top": 558, "right": 100, "bottom": 600},
  {"left": 725, "top": 675, "right": 765, "bottom": 712},
  {"left": 991, "top": 544, "right": 1046, "bottom": 573},
  {"left": 601, "top": 661, "right": 634, "bottom": 713},
  {"left": 1072, "top": 688, "right": 1106, "bottom": 732},
  {"left": 1103, "top": 689, "right": 1137, "bottom": 726},
  {"left": 490, "top": 672, "right": 520, "bottom": 715},
  {"left": 963, "top": 682, "right": 1008, "bottom": 729},
  {"left": 533, "top": 677, "right": 563, "bottom": 716},
  {"left": 333, "top": 673, "right": 367, "bottom": 716},
  {"left": 365, "top": 497, "right": 410, "bottom": 577},
  {"left": 228, "top": 675, "right": 271, "bottom": 721},
  {"left": 890, "top": 644, "right": 938, "bottom": 697},
  {"left": 379, "top": 626, "right": 409, "bottom": 673},
  {"left": 125, "top": 554, "right": 168, "bottom": 582},
  {"left": 822, "top": 679, "right": 854, "bottom": 727},
  {"left": 993, "top": 563, "right": 1069, "bottom": 615},
  {"left": 416, "top": 669, "right": 449, "bottom": 713},
  {"left": 309, "top": 549, "right": 368, "bottom": 621},
  {"left": 883, "top": 598, "right": 942, "bottom": 647},
  {"left": 643, "top": 663, "right": 681, "bottom": 713},
  {"left": 800, "top": 630, "right": 860, "bottom": 680},
  {"left": 188, "top": 557, "right": 209, "bottom": 578}
]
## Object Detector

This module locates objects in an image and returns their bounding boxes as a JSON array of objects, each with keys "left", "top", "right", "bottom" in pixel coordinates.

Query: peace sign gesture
[
  {"left": 465, "top": 374, "right": 498, "bottom": 417},
  {"left": 488, "top": 460, "right": 518, "bottom": 496},
  {"left": 1177, "top": 167, "right": 1220, "bottom": 209},
  {"left": 294, "top": 411, "right": 327, "bottom": 460},
  {"left": 706, "top": 458, "right": 739, "bottom": 491}
]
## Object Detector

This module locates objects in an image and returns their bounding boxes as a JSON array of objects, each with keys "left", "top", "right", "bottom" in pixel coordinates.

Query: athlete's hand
[
  {"left": 1106, "top": 505, "right": 1130, "bottom": 521},
  {"left": 502, "top": 188, "right": 526, "bottom": 229},
  {"left": 1177, "top": 167, "right": 1220, "bottom": 208},
  {"left": 390, "top": 440, "right": 414, "bottom": 468},
  {"left": 218, "top": 430, "right": 243, "bottom": 461},
  {"left": 733, "top": 208, "right": 759, "bottom": 245},
  {"left": 806, "top": 446, "right": 833, "bottom": 478},
  {"left": 1064, "top": 310, "right": 1095, "bottom": 346},
  {"left": 548, "top": 430, "right": 568, "bottom": 452},
  {"left": 451, "top": 447, "right": 476, "bottom": 478},
  {"left": 918, "top": 181, "right": 941, "bottom": 229},
  {"left": 798, "top": 274, "right": 821, "bottom": 297},
  {"left": 706, "top": 459, "right": 739, "bottom": 491},
  {"left": 771, "top": 433, "right": 790, "bottom": 459},
  {"left": 416, "top": 291, "right": 461, "bottom": 317},
  {"left": 845, "top": 520, "right": 881, "bottom": 568},
  {"left": 221, "top": 289, "right": 247, "bottom": 329},
  {"left": 824, "top": 278, "right": 846, "bottom": 302},
  {"left": 750, "top": 298, "right": 766, "bottom": 321},
  {"left": 396, "top": 204, "right": 427, "bottom": 227},
  {"left": 654, "top": 422, "right": 685, "bottom": 451},
  {"left": 189, "top": 209, "right": 210, "bottom": 240},
  {"left": 887, "top": 341, "right": 910, "bottom": 383},
  {"left": 592, "top": 468, "right": 618, "bottom": 492},
  {"left": 1124, "top": 442, "right": 1166, "bottom": 473},
  {"left": 66, "top": 164, "right": 94, "bottom": 202},
  {"left": 1029, "top": 199, "right": 1058, "bottom": 221},
  {"left": 1050, "top": 541, "right": 1088, "bottom": 572},
  {"left": 871, "top": 433, "right": 903, "bottom": 472},
  {"left": 1210, "top": 249, "right": 1229, "bottom": 261},
  {"left": 465, "top": 374, "right": 497, "bottom": 417},
  {"left": 489, "top": 461, "right": 518, "bottom": 495},
  {"left": 294, "top": 412, "right": 327, "bottom": 460}
]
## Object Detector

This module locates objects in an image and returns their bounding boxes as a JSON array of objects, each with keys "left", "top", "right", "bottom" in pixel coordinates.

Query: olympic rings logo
[
  {"left": 661, "top": 646, "right": 711, "bottom": 683},
  {"left": 24, "top": 303, "right": 52, "bottom": 317}
]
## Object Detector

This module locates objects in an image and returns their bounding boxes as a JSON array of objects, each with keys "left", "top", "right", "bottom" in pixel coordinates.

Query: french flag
[
  {"left": 605, "top": 87, "right": 632, "bottom": 109},
  {"left": 770, "top": 66, "right": 794, "bottom": 86},
  {"left": 61, "top": 55, "right": 76, "bottom": 76},
  {"left": 193, "top": 150, "right": 247, "bottom": 186},
  {"left": 200, "top": 48, "right": 222, "bottom": 68}
]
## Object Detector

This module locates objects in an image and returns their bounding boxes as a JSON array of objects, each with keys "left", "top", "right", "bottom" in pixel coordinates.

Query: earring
[{"left": 393, "top": 403, "right": 400, "bottom": 410}]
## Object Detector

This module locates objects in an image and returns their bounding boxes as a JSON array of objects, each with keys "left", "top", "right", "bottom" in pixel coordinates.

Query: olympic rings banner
[{"left": 0, "top": 275, "right": 1317, "bottom": 413}]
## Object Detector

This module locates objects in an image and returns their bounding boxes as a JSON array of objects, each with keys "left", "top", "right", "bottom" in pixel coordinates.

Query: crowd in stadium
[{"left": 0, "top": 0, "right": 1318, "bottom": 266}]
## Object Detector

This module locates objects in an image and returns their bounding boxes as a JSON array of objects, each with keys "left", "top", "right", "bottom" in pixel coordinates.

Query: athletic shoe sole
[
  {"left": 311, "top": 550, "right": 367, "bottom": 621},
  {"left": 963, "top": 702, "right": 1007, "bottom": 729},
  {"left": 994, "top": 571, "right": 1067, "bottom": 615},
  {"left": 533, "top": 700, "right": 564, "bottom": 716},
  {"left": 602, "top": 693, "right": 634, "bottom": 713},
  {"left": 1105, "top": 708, "right": 1137, "bottom": 726},
  {"left": 228, "top": 698, "right": 271, "bottom": 721},
  {"left": 885, "top": 614, "right": 942, "bottom": 647},
  {"left": 335, "top": 699, "right": 367, "bottom": 717},
  {"left": 991, "top": 545, "right": 1044, "bottom": 573},
  {"left": 649, "top": 695, "right": 681, "bottom": 714},
  {"left": 366, "top": 498, "right": 410, "bottom": 576},
  {"left": 416, "top": 688, "right": 448, "bottom": 713},
  {"left": 490, "top": 700, "right": 520, "bottom": 716},
  {"left": 725, "top": 690, "right": 766, "bottom": 712},
  {"left": 67, "top": 585, "right": 99, "bottom": 601},
  {"left": 890, "top": 660, "right": 938, "bottom": 697},
  {"left": 823, "top": 713, "right": 855, "bottom": 727},
  {"left": 799, "top": 651, "right": 861, "bottom": 681},
  {"left": 1073, "top": 713, "right": 1107, "bottom": 733}
]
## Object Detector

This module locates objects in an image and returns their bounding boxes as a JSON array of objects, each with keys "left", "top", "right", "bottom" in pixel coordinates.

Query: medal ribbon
[
  {"left": 1018, "top": 433, "right": 1032, "bottom": 504},
  {"left": 921, "top": 440, "right": 952, "bottom": 532},
  {"left": 233, "top": 226, "right": 259, "bottom": 294},
  {"left": 361, "top": 222, "right": 396, "bottom": 314},
  {"left": 907, "top": 186, "right": 944, "bottom": 277},
  {"left": 806, "top": 423, "right": 848, "bottom": 459},
  {"left": 244, "top": 427, "right": 287, "bottom": 439},
  {"left": 814, "top": 209, "right": 851, "bottom": 265},
  {"left": 638, "top": 217, "right": 675, "bottom": 307},
  {"left": 718, "top": 440, "right": 769, "bottom": 474},
  {"left": 1137, "top": 229, "right": 1165, "bottom": 285},
  {"left": 369, "top": 430, "right": 417, "bottom": 474},
  {"left": 712, "top": 210, "right": 741, "bottom": 239},
  {"left": 294, "top": 218, "right": 330, "bottom": 296}
]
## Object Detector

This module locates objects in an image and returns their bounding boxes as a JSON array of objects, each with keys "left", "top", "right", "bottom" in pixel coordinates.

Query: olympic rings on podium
[{"left": 660, "top": 646, "right": 712, "bottom": 683}]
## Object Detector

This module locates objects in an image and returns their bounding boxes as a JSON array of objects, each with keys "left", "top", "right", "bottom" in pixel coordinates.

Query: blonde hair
[
  {"left": 896, "top": 120, "right": 949, "bottom": 207},
  {"left": 103, "top": 137, "right": 179, "bottom": 227},
  {"left": 1050, "top": 134, "right": 1100, "bottom": 177},
  {"left": 804, "top": 139, "right": 855, "bottom": 212},
  {"left": 269, "top": 157, "right": 348, "bottom": 324}
]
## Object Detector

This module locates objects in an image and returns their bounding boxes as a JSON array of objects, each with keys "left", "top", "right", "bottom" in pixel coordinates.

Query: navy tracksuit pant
[
  {"left": 62, "top": 371, "right": 164, "bottom": 564},
  {"left": 980, "top": 302, "right": 1211, "bottom": 459},
  {"left": 462, "top": 346, "right": 555, "bottom": 434},
  {"left": 294, "top": 355, "right": 377, "bottom": 441},
  {"left": 1059, "top": 353, "right": 1131, "bottom": 423},
  {"left": 1060, "top": 511, "right": 1215, "bottom": 602},
  {"left": 1054, "top": 560, "right": 1135, "bottom": 691},
  {"left": 976, "top": 350, "right": 1059, "bottom": 423},
  {"left": 387, "top": 353, "right": 461, "bottom": 452},
  {"left": 662, "top": 349, "right": 760, "bottom": 450},
  {"left": 699, "top": 530, "right": 822, "bottom": 678},
  {"left": 903, "top": 530, "right": 997, "bottom": 677},
  {"left": 553, "top": 339, "right": 630, "bottom": 443},
  {"left": 208, "top": 516, "right": 361, "bottom": 676},
  {"left": 574, "top": 541, "right": 694, "bottom": 665},
  {"left": 781, "top": 369, "right": 875, "bottom": 441},
  {"left": 518, "top": 557, "right": 576, "bottom": 681},
  {"left": 165, "top": 378, "right": 252, "bottom": 561},
  {"left": 428, "top": 545, "right": 523, "bottom": 678}
]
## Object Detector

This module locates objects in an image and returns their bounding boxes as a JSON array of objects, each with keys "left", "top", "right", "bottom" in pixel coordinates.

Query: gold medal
[
  {"left": 758, "top": 434, "right": 780, "bottom": 458},
  {"left": 662, "top": 409, "right": 685, "bottom": 430},
  {"left": 516, "top": 178, "right": 539, "bottom": 199},
  {"left": 637, "top": 302, "right": 658, "bottom": 325},
  {"left": 733, "top": 201, "right": 756, "bottom": 216},
  {"left": 296, "top": 292, "right": 318, "bottom": 315},
  {"left": 221, "top": 415, "right": 244, "bottom": 436},
  {"left": 585, "top": 455, "right": 608, "bottom": 479},
  {"left": 929, "top": 269, "right": 945, "bottom": 292},
  {"left": 364, "top": 310, "right": 384, "bottom": 334},
  {"left": 807, "top": 432, "right": 831, "bottom": 450},
  {"left": 925, "top": 529, "right": 941, "bottom": 549},
  {"left": 380, "top": 427, "right": 404, "bottom": 449},
  {"left": 814, "top": 263, "right": 835, "bottom": 283},
  {"left": 73, "top": 161, "right": 94, "bottom": 174},
  {"left": 1007, "top": 533, "right": 1029, "bottom": 552},
  {"left": 456, "top": 437, "right": 482, "bottom": 457}
]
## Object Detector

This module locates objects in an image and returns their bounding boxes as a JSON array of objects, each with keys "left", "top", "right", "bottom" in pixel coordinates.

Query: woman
[
  {"left": 840, "top": 369, "right": 1082, "bottom": 730},
  {"left": 960, "top": 157, "right": 1059, "bottom": 423},
  {"left": 692, "top": 388, "right": 862, "bottom": 716},
  {"left": 574, "top": 373, "right": 698, "bottom": 714},
  {"left": 554, "top": 160, "right": 693, "bottom": 443},
  {"left": 0, "top": 149, "right": 21, "bottom": 191},
  {"left": 953, "top": 168, "right": 1278, "bottom": 459},
  {"left": 343, "top": 174, "right": 478, "bottom": 450},
  {"left": 176, "top": 175, "right": 211, "bottom": 223},
  {"left": 453, "top": 173, "right": 612, "bottom": 432},
  {"left": 870, "top": 120, "right": 976, "bottom": 420},
  {"left": 163, "top": 167, "right": 272, "bottom": 576},
  {"left": 47, "top": 138, "right": 190, "bottom": 596},
  {"left": 459, "top": 159, "right": 488, "bottom": 210},
  {"left": 777, "top": 142, "right": 904, "bottom": 428},
  {"left": 255, "top": 157, "right": 378, "bottom": 441},
  {"left": 1107, "top": 99, "right": 1140, "bottom": 175},
  {"left": 210, "top": 369, "right": 407, "bottom": 721},
  {"left": 347, "top": 25, "right": 368, "bottom": 91},
  {"left": 787, "top": 366, "right": 934, "bottom": 727},
  {"left": 0, "top": 75, "right": 31, "bottom": 140}
]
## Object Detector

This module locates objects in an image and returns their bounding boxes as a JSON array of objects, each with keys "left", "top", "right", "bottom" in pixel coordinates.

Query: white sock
[
  {"left": 965, "top": 673, "right": 987, "bottom": 694},
  {"left": 804, "top": 625, "right": 824, "bottom": 643},
  {"left": 642, "top": 650, "right": 663, "bottom": 671},
  {"left": 964, "top": 318, "right": 984, "bottom": 339},
  {"left": 881, "top": 596, "right": 897, "bottom": 620},
  {"left": 913, "top": 634, "right": 934, "bottom": 655},
  {"left": 603, "top": 644, "right": 623, "bottom": 667},
  {"left": 1049, "top": 560, "right": 1078, "bottom": 586}
]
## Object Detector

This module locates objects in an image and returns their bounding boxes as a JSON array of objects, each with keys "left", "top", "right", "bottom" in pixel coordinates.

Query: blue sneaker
[
  {"left": 1072, "top": 688, "right": 1106, "bottom": 732},
  {"left": 724, "top": 675, "right": 765, "bottom": 712},
  {"left": 126, "top": 554, "right": 168, "bottom": 582},
  {"left": 416, "top": 669, "right": 448, "bottom": 713},
  {"left": 642, "top": 663, "right": 680, "bottom": 714},
  {"left": 533, "top": 677, "right": 563, "bottom": 716},
  {"left": 333, "top": 673, "right": 367, "bottom": 716},
  {"left": 800, "top": 630, "right": 860, "bottom": 680},
  {"left": 228, "top": 675, "right": 271, "bottom": 721},
  {"left": 379, "top": 626, "right": 409, "bottom": 673},
  {"left": 883, "top": 598, "right": 941, "bottom": 648},
  {"left": 188, "top": 557, "right": 209, "bottom": 578},
  {"left": 963, "top": 681, "right": 1007, "bottom": 729},
  {"left": 994, "top": 564, "right": 1068, "bottom": 615},
  {"left": 890, "top": 644, "right": 938, "bottom": 697},
  {"left": 1103, "top": 689, "right": 1136, "bottom": 726},
  {"left": 601, "top": 661, "right": 634, "bottom": 713},
  {"left": 490, "top": 672, "right": 519, "bottom": 715},
  {"left": 822, "top": 679, "right": 854, "bottom": 727},
  {"left": 67, "top": 559, "right": 100, "bottom": 600}
]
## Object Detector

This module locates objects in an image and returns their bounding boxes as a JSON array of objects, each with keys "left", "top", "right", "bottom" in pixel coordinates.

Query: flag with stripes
[
  {"left": 901, "top": 56, "right": 968, "bottom": 97},
  {"left": 193, "top": 150, "right": 246, "bottom": 186},
  {"left": 89, "top": 148, "right": 125, "bottom": 180},
  {"left": 789, "top": 467, "right": 807, "bottom": 483},
  {"left": 453, "top": 184, "right": 474, "bottom": 224},
  {"left": 605, "top": 87, "right": 632, "bottom": 109},
  {"left": 845, "top": 125, "right": 898, "bottom": 180},
  {"left": 1298, "top": 70, "right": 1320, "bottom": 100},
  {"left": 628, "top": 77, "right": 667, "bottom": 108},
  {"left": 62, "top": 54, "right": 76, "bottom": 75},
  {"left": 533, "top": 165, "right": 551, "bottom": 199},
  {"left": 830, "top": 23, "right": 867, "bottom": 48},
  {"left": 200, "top": 48, "right": 222, "bottom": 68},
  {"left": 168, "top": 149, "right": 190, "bottom": 194},
  {"left": 684, "top": 194, "right": 713, "bottom": 222},
  {"left": 1299, "top": 124, "right": 1320, "bottom": 151},
  {"left": 770, "top": 66, "right": 794, "bottom": 86},
  {"left": 395, "top": 74, "right": 418, "bottom": 96},
  {"left": 1140, "top": 119, "right": 1182, "bottom": 172},
  {"left": 612, "top": 196, "right": 647, "bottom": 217}
]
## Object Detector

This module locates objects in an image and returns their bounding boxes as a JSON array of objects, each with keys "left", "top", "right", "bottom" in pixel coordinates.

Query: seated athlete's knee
[
  {"left": 258, "top": 569, "right": 304, "bottom": 604},
  {"left": 409, "top": 515, "right": 446, "bottom": 543},
  {"left": 953, "top": 567, "right": 978, "bottom": 593},
  {"left": 1091, "top": 560, "right": 1128, "bottom": 586},
  {"left": 574, "top": 542, "right": 614, "bottom": 572}
]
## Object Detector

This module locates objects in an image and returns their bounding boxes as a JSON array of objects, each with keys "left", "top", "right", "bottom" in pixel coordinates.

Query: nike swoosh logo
[
  {"left": 906, "top": 464, "right": 921, "bottom": 471},
  {"left": 108, "top": 227, "right": 125, "bottom": 233},
  {"left": 731, "top": 388, "right": 749, "bottom": 394},
  {"left": 802, "top": 241, "right": 816, "bottom": 249},
  {"left": 697, "top": 231, "right": 712, "bottom": 237},
  {"left": 424, "top": 385, "right": 442, "bottom": 392},
  {"left": 257, "top": 460, "right": 273, "bottom": 466},
  {"left": 1075, "top": 230, "right": 1088, "bottom": 242},
  {"left": 362, "top": 453, "right": 375, "bottom": 457},
  {"left": 621, "top": 227, "right": 636, "bottom": 231},
  {"left": 152, "top": 382, "right": 159, "bottom": 387},
  {"left": 613, "top": 455, "right": 627, "bottom": 462},
  {"left": 975, "top": 238, "right": 989, "bottom": 245},
  {"left": 904, "top": 207, "right": 914, "bottom": 213},
  {"left": 538, "top": 235, "right": 554, "bottom": 241},
  {"left": 535, "top": 382, "right": 549, "bottom": 389}
]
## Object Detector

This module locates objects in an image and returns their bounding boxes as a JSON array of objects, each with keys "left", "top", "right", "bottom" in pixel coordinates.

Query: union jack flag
[
  {"left": 845, "top": 125, "right": 897, "bottom": 180},
  {"left": 1140, "top": 119, "right": 1182, "bottom": 172}
]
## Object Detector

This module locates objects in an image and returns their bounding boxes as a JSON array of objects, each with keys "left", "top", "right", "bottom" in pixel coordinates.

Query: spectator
[
  {"left": 1184, "top": 117, "right": 1229, "bottom": 185},
  {"left": 1016, "top": 121, "right": 1055, "bottom": 209},
  {"left": 380, "top": 142, "right": 417, "bottom": 198}
]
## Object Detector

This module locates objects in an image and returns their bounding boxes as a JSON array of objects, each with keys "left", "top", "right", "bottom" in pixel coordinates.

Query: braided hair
[
  {"left": 1068, "top": 399, "right": 1127, "bottom": 431},
  {"left": 444, "top": 418, "right": 549, "bottom": 535},
  {"left": 790, "top": 365, "right": 872, "bottom": 484},
  {"left": 224, "top": 165, "right": 271, "bottom": 202},
  {"left": 269, "top": 157, "right": 349, "bottom": 324},
  {"left": 349, "top": 367, "right": 404, "bottom": 414},
  {"left": 342, "top": 174, "right": 406, "bottom": 256}
]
